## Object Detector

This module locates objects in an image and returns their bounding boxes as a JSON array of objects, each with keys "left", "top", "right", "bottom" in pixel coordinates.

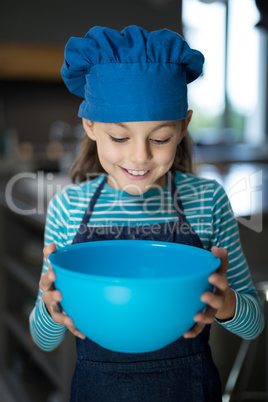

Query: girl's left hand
[{"left": 183, "top": 246, "right": 236, "bottom": 339}]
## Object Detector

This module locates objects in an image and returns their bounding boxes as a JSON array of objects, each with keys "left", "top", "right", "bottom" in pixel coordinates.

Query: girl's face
[{"left": 83, "top": 112, "right": 192, "bottom": 195}]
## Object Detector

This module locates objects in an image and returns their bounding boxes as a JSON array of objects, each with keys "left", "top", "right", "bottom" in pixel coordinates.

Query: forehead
[{"left": 101, "top": 121, "right": 180, "bottom": 132}]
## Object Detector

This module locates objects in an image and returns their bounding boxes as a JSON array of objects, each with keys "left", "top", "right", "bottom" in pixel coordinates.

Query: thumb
[{"left": 43, "top": 243, "right": 57, "bottom": 271}]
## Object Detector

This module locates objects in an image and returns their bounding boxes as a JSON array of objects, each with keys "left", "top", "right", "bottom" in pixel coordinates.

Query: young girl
[{"left": 29, "top": 26, "right": 264, "bottom": 401}]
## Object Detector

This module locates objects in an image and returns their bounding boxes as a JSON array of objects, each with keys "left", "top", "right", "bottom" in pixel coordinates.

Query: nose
[{"left": 129, "top": 140, "right": 152, "bottom": 164}]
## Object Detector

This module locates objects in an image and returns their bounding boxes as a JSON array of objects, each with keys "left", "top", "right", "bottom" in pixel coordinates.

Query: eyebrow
[{"left": 108, "top": 121, "right": 177, "bottom": 131}]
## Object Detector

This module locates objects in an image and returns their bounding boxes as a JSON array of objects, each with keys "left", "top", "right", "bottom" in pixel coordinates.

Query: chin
[{"left": 121, "top": 184, "right": 147, "bottom": 196}]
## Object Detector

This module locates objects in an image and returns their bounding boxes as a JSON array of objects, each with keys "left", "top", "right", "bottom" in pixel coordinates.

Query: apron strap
[
  {"left": 81, "top": 175, "right": 108, "bottom": 225},
  {"left": 167, "top": 171, "right": 204, "bottom": 249},
  {"left": 79, "top": 171, "right": 191, "bottom": 227},
  {"left": 167, "top": 171, "right": 187, "bottom": 222}
]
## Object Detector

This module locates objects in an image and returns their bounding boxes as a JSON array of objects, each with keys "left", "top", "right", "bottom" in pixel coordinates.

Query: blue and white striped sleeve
[
  {"left": 211, "top": 182, "right": 264, "bottom": 339},
  {"left": 29, "top": 189, "right": 71, "bottom": 351}
]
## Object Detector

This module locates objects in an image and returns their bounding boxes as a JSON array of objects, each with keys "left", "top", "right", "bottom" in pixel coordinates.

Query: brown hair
[{"left": 70, "top": 125, "right": 193, "bottom": 183}]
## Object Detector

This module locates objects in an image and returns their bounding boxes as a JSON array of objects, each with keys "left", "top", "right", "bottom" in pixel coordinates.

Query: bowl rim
[{"left": 48, "top": 240, "right": 221, "bottom": 284}]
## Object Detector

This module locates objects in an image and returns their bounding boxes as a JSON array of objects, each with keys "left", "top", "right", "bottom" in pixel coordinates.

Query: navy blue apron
[{"left": 69, "top": 172, "right": 222, "bottom": 401}]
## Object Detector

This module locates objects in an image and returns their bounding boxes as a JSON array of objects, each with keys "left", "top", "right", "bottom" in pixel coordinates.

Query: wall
[
  {"left": 0, "top": 0, "right": 182, "bottom": 146},
  {"left": 0, "top": 0, "right": 182, "bottom": 43}
]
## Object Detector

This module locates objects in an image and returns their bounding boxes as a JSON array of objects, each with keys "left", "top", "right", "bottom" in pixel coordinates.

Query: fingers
[
  {"left": 209, "top": 271, "right": 229, "bottom": 293},
  {"left": 183, "top": 322, "right": 206, "bottom": 339},
  {"left": 40, "top": 242, "right": 57, "bottom": 296},
  {"left": 39, "top": 269, "right": 56, "bottom": 292},
  {"left": 40, "top": 243, "right": 57, "bottom": 292},
  {"left": 211, "top": 245, "right": 227, "bottom": 259},
  {"left": 42, "top": 290, "right": 86, "bottom": 339},
  {"left": 62, "top": 313, "right": 86, "bottom": 339},
  {"left": 49, "top": 307, "right": 86, "bottom": 339},
  {"left": 41, "top": 277, "right": 86, "bottom": 339},
  {"left": 211, "top": 246, "right": 229, "bottom": 275},
  {"left": 184, "top": 247, "right": 231, "bottom": 339},
  {"left": 41, "top": 274, "right": 62, "bottom": 319},
  {"left": 183, "top": 306, "right": 217, "bottom": 339},
  {"left": 41, "top": 243, "right": 86, "bottom": 339},
  {"left": 183, "top": 279, "right": 226, "bottom": 339},
  {"left": 42, "top": 283, "right": 62, "bottom": 304},
  {"left": 201, "top": 290, "right": 224, "bottom": 310}
]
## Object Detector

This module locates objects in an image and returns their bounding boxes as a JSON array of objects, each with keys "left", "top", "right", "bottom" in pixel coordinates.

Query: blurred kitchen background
[{"left": 0, "top": 0, "right": 267, "bottom": 401}]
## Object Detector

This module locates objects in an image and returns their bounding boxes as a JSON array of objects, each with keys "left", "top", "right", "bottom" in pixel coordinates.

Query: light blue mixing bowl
[{"left": 48, "top": 240, "right": 220, "bottom": 353}]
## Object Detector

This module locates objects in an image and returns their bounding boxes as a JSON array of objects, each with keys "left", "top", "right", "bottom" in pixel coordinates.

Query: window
[{"left": 182, "top": 0, "right": 264, "bottom": 145}]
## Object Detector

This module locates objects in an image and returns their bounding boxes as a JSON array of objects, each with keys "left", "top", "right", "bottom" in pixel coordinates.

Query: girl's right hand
[{"left": 40, "top": 243, "right": 86, "bottom": 340}]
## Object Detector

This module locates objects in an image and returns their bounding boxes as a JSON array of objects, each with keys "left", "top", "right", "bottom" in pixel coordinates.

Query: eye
[
  {"left": 109, "top": 136, "right": 128, "bottom": 143},
  {"left": 151, "top": 138, "right": 171, "bottom": 145}
]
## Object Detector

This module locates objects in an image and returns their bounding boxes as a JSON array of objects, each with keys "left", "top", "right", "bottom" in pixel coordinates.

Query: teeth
[{"left": 126, "top": 169, "right": 149, "bottom": 176}]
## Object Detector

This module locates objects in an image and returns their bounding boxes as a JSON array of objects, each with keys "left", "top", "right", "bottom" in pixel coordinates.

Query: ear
[
  {"left": 181, "top": 110, "right": 193, "bottom": 138},
  {"left": 82, "top": 118, "right": 96, "bottom": 141}
]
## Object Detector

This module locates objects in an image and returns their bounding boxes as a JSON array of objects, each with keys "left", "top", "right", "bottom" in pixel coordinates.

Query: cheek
[
  {"left": 155, "top": 145, "right": 178, "bottom": 165},
  {"left": 98, "top": 143, "right": 122, "bottom": 164}
]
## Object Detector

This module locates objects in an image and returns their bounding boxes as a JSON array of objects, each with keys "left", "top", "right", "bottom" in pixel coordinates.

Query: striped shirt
[{"left": 29, "top": 171, "right": 264, "bottom": 351}]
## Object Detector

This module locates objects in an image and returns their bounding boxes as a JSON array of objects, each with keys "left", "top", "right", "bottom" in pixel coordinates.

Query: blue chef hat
[{"left": 61, "top": 25, "right": 204, "bottom": 122}]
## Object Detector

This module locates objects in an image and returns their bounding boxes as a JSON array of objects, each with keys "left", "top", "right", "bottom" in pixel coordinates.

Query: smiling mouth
[{"left": 123, "top": 168, "right": 150, "bottom": 176}]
